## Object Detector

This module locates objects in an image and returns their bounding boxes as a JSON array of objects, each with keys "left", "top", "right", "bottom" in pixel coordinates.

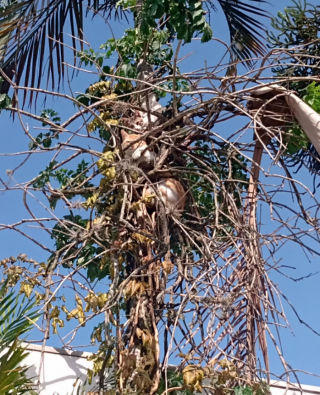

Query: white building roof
[{"left": 23, "top": 343, "right": 320, "bottom": 395}]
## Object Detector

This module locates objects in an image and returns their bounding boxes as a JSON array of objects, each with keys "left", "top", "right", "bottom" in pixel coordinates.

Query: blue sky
[{"left": 1, "top": 0, "right": 320, "bottom": 387}]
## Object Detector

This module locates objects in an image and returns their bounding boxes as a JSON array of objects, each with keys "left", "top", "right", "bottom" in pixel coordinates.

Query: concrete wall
[
  {"left": 23, "top": 343, "right": 97, "bottom": 395},
  {"left": 22, "top": 343, "right": 320, "bottom": 395},
  {"left": 269, "top": 381, "right": 320, "bottom": 395}
]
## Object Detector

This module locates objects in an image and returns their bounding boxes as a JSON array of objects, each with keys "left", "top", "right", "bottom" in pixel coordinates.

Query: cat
[
  {"left": 140, "top": 95, "right": 163, "bottom": 126},
  {"left": 142, "top": 178, "right": 186, "bottom": 218},
  {"left": 123, "top": 105, "right": 162, "bottom": 134},
  {"left": 137, "top": 59, "right": 163, "bottom": 127},
  {"left": 123, "top": 110, "right": 145, "bottom": 132},
  {"left": 121, "top": 129, "right": 155, "bottom": 166},
  {"left": 121, "top": 123, "right": 186, "bottom": 219}
]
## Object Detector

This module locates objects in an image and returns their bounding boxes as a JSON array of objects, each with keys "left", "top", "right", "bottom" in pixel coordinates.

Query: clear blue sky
[{"left": 1, "top": 0, "right": 320, "bottom": 387}]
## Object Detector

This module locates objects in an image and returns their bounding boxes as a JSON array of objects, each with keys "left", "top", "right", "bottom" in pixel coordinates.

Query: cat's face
[
  {"left": 121, "top": 130, "right": 148, "bottom": 152},
  {"left": 120, "top": 130, "right": 155, "bottom": 164},
  {"left": 123, "top": 110, "right": 145, "bottom": 132}
]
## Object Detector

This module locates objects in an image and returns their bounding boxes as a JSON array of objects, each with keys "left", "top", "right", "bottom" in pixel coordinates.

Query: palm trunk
[
  {"left": 117, "top": 8, "right": 163, "bottom": 393},
  {"left": 243, "top": 80, "right": 320, "bottom": 379},
  {"left": 243, "top": 128, "right": 270, "bottom": 381},
  {"left": 251, "top": 83, "right": 320, "bottom": 156}
]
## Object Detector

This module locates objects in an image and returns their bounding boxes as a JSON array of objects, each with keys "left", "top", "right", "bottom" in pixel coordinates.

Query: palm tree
[
  {"left": 243, "top": 2, "right": 320, "bottom": 375},
  {"left": 0, "top": 0, "right": 270, "bottom": 99},
  {"left": 0, "top": 1, "right": 271, "bottom": 392},
  {"left": 267, "top": 0, "right": 320, "bottom": 180}
]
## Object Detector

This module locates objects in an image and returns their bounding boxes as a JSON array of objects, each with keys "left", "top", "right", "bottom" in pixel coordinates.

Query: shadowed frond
[
  {"left": 0, "top": 339, "right": 34, "bottom": 394},
  {"left": 0, "top": 292, "right": 39, "bottom": 351},
  {"left": 0, "top": 0, "right": 127, "bottom": 103},
  {"left": 210, "top": 0, "right": 269, "bottom": 66},
  {"left": 0, "top": 0, "right": 269, "bottom": 104},
  {"left": 0, "top": 285, "right": 39, "bottom": 394}
]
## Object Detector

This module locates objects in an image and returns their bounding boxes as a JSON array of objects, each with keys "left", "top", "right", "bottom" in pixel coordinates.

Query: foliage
[
  {"left": 0, "top": 0, "right": 270, "bottom": 104},
  {"left": 284, "top": 82, "right": 320, "bottom": 155},
  {"left": 0, "top": 283, "right": 39, "bottom": 394},
  {"left": 268, "top": 0, "right": 320, "bottom": 175},
  {"left": 157, "top": 371, "right": 193, "bottom": 395},
  {"left": 284, "top": 123, "right": 309, "bottom": 155},
  {"left": 0, "top": 78, "right": 12, "bottom": 112},
  {"left": 28, "top": 109, "right": 61, "bottom": 150},
  {"left": 302, "top": 82, "right": 320, "bottom": 113},
  {"left": 0, "top": 93, "right": 12, "bottom": 113},
  {"left": 32, "top": 160, "right": 94, "bottom": 208},
  {"left": 1, "top": 0, "right": 319, "bottom": 394},
  {"left": 142, "top": 0, "right": 212, "bottom": 43},
  {"left": 77, "top": 27, "right": 174, "bottom": 95},
  {"left": 268, "top": 0, "right": 320, "bottom": 93},
  {"left": 235, "top": 384, "right": 270, "bottom": 395}
]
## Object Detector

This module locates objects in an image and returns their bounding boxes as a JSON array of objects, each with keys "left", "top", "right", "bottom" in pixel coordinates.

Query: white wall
[
  {"left": 23, "top": 343, "right": 97, "bottom": 395},
  {"left": 269, "top": 381, "right": 320, "bottom": 395},
  {"left": 22, "top": 344, "right": 320, "bottom": 395}
]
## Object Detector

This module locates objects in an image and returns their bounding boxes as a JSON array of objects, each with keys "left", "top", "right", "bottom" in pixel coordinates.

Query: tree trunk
[
  {"left": 244, "top": 128, "right": 270, "bottom": 381},
  {"left": 117, "top": 13, "right": 163, "bottom": 392}
]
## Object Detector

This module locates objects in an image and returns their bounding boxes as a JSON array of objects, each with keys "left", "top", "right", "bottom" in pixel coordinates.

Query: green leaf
[
  {"left": 0, "top": 295, "right": 39, "bottom": 351},
  {"left": 149, "top": 3, "right": 158, "bottom": 16},
  {"left": 87, "top": 262, "right": 109, "bottom": 282},
  {"left": 140, "top": 18, "right": 150, "bottom": 35},
  {"left": 0, "top": 93, "right": 12, "bottom": 112},
  {"left": 235, "top": 387, "right": 254, "bottom": 395},
  {"left": 0, "top": 285, "right": 39, "bottom": 394},
  {"left": 43, "top": 138, "right": 52, "bottom": 148},
  {"left": 201, "top": 22, "right": 213, "bottom": 43},
  {"left": 76, "top": 94, "right": 91, "bottom": 107},
  {"left": 183, "top": 25, "right": 192, "bottom": 43}
]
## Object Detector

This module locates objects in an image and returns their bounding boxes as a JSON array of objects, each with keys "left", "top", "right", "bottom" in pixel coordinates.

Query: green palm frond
[
  {"left": 89, "top": 370, "right": 116, "bottom": 393},
  {"left": 0, "top": 339, "right": 35, "bottom": 394},
  {"left": 0, "top": 285, "right": 39, "bottom": 394},
  {"left": 0, "top": 0, "right": 126, "bottom": 100},
  {"left": 0, "top": 0, "right": 269, "bottom": 103},
  {"left": 214, "top": 0, "right": 270, "bottom": 66},
  {"left": 0, "top": 291, "right": 39, "bottom": 351}
]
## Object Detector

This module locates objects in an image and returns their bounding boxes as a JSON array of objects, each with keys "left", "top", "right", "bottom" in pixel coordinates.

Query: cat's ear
[
  {"left": 135, "top": 110, "right": 143, "bottom": 118},
  {"left": 121, "top": 130, "right": 129, "bottom": 141}
]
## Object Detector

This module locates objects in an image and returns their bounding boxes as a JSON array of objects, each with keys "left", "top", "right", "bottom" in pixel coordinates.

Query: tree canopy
[
  {"left": 0, "top": 0, "right": 269, "bottom": 98},
  {"left": 1, "top": 0, "right": 320, "bottom": 394}
]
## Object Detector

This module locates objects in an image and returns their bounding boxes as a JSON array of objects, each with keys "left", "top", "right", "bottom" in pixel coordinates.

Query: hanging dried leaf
[
  {"left": 161, "top": 260, "right": 174, "bottom": 274},
  {"left": 182, "top": 365, "right": 205, "bottom": 393}
]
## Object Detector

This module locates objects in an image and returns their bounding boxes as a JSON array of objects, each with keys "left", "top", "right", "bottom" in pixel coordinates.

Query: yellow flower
[
  {"left": 82, "top": 193, "right": 99, "bottom": 210},
  {"left": 101, "top": 93, "right": 118, "bottom": 101},
  {"left": 88, "top": 81, "right": 111, "bottom": 95}
]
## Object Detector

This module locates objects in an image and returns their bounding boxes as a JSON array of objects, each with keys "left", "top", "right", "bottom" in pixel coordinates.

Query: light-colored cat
[
  {"left": 123, "top": 110, "right": 144, "bottom": 132},
  {"left": 120, "top": 129, "right": 186, "bottom": 218},
  {"left": 143, "top": 178, "right": 186, "bottom": 217},
  {"left": 121, "top": 130, "right": 155, "bottom": 166}
]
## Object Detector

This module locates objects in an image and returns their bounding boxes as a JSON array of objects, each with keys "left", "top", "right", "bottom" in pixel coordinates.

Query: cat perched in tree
[
  {"left": 142, "top": 178, "right": 186, "bottom": 218},
  {"left": 121, "top": 130, "right": 155, "bottom": 167},
  {"left": 120, "top": 130, "right": 186, "bottom": 218}
]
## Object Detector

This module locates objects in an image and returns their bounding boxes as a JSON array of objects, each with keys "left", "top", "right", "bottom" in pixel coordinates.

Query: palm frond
[
  {"left": 0, "top": 292, "right": 39, "bottom": 351},
  {"left": 0, "top": 339, "right": 34, "bottom": 394},
  {"left": 0, "top": 285, "right": 39, "bottom": 394},
  {"left": 0, "top": 0, "right": 269, "bottom": 103},
  {"left": 211, "top": 0, "right": 270, "bottom": 66},
  {"left": 0, "top": 0, "right": 127, "bottom": 102},
  {"left": 89, "top": 370, "right": 116, "bottom": 393}
]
